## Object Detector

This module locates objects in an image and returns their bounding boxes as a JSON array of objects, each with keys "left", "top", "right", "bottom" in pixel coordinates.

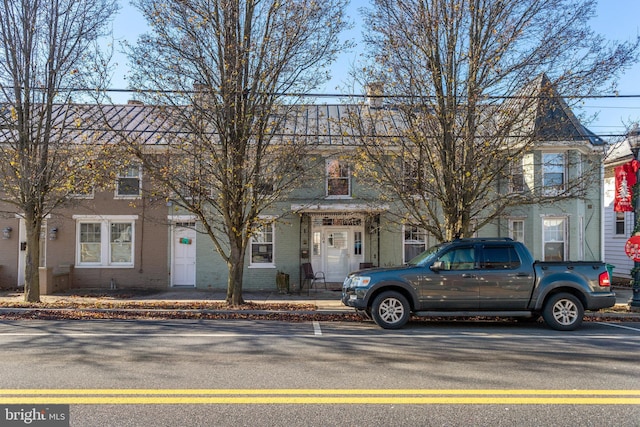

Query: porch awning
[{"left": 291, "top": 203, "right": 388, "bottom": 217}]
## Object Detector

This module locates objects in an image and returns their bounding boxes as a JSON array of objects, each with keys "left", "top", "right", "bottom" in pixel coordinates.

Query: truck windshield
[{"left": 407, "top": 243, "right": 446, "bottom": 266}]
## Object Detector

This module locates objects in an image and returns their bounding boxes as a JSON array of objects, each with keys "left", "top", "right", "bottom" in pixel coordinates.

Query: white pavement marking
[
  {"left": 596, "top": 322, "right": 640, "bottom": 332},
  {"left": 0, "top": 332, "right": 311, "bottom": 338},
  {"left": 313, "top": 321, "right": 322, "bottom": 336},
  {"left": 1, "top": 330, "right": 638, "bottom": 340}
]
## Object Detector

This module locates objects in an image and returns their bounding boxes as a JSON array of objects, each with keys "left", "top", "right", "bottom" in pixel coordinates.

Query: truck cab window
[
  {"left": 480, "top": 246, "right": 521, "bottom": 269},
  {"left": 439, "top": 247, "right": 475, "bottom": 270}
]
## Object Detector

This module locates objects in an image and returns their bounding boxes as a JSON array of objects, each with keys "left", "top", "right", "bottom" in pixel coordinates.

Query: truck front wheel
[
  {"left": 371, "top": 291, "right": 410, "bottom": 329},
  {"left": 542, "top": 293, "right": 584, "bottom": 331}
]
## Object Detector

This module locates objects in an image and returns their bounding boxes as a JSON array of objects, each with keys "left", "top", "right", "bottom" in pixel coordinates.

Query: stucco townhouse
[{"left": 0, "top": 78, "right": 606, "bottom": 292}]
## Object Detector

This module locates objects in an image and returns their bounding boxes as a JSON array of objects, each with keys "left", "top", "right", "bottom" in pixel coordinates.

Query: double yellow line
[{"left": 1, "top": 389, "right": 640, "bottom": 405}]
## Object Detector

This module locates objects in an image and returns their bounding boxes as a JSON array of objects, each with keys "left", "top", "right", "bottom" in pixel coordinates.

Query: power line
[
  {"left": 5, "top": 86, "right": 640, "bottom": 100},
  {"left": 98, "top": 89, "right": 640, "bottom": 99}
]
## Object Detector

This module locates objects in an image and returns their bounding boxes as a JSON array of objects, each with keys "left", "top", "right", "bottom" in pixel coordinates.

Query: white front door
[
  {"left": 172, "top": 224, "right": 196, "bottom": 287},
  {"left": 312, "top": 224, "right": 365, "bottom": 282},
  {"left": 325, "top": 229, "right": 349, "bottom": 282}
]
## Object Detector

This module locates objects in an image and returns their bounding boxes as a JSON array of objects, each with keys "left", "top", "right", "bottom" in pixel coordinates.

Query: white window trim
[
  {"left": 402, "top": 224, "right": 427, "bottom": 264},
  {"left": 249, "top": 217, "right": 276, "bottom": 268},
  {"left": 66, "top": 157, "right": 96, "bottom": 199},
  {"left": 168, "top": 215, "right": 198, "bottom": 222},
  {"left": 73, "top": 215, "right": 139, "bottom": 221},
  {"left": 542, "top": 152, "right": 566, "bottom": 195},
  {"left": 325, "top": 159, "right": 352, "bottom": 199},
  {"left": 614, "top": 211, "right": 627, "bottom": 236},
  {"left": 73, "top": 215, "right": 138, "bottom": 268},
  {"left": 541, "top": 215, "right": 568, "bottom": 261},
  {"left": 115, "top": 164, "right": 142, "bottom": 199},
  {"left": 403, "top": 159, "right": 421, "bottom": 195},
  {"left": 509, "top": 157, "right": 525, "bottom": 194},
  {"left": 508, "top": 218, "right": 526, "bottom": 242},
  {"left": 69, "top": 188, "right": 95, "bottom": 199}
]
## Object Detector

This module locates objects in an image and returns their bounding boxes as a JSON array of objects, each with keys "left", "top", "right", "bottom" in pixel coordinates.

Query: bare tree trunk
[
  {"left": 23, "top": 215, "right": 41, "bottom": 303},
  {"left": 226, "top": 241, "right": 246, "bottom": 306},
  {"left": 0, "top": 0, "right": 118, "bottom": 303},
  {"left": 125, "top": 0, "right": 349, "bottom": 304},
  {"left": 354, "top": 0, "right": 638, "bottom": 242}
]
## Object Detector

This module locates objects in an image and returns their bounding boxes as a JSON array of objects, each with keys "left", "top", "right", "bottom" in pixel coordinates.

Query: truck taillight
[{"left": 599, "top": 271, "right": 611, "bottom": 287}]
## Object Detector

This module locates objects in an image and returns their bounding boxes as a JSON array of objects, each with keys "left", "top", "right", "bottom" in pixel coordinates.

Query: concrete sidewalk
[
  {"left": 612, "top": 287, "right": 634, "bottom": 307},
  {"left": 77, "top": 285, "right": 635, "bottom": 307},
  {"left": 115, "top": 287, "right": 351, "bottom": 311},
  {"left": 0, "top": 285, "right": 350, "bottom": 311},
  {"left": 0, "top": 285, "right": 636, "bottom": 313}
]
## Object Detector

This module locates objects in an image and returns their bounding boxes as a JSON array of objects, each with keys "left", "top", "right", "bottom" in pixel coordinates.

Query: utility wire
[{"left": 4, "top": 86, "right": 640, "bottom": 100}]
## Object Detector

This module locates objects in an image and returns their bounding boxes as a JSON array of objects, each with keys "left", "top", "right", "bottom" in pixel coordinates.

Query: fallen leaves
[
  {"left": 0, "top": 300, "right": 317, "bottom": 311},
  {"left": 0, "top": 295, "right": 362, "bottom": 321},
  {"left": 0, "top": 308, "right": 363, "bottom": 322}
]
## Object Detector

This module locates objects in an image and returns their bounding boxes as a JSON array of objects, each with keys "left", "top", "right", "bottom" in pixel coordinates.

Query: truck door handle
[
  {"left": 515, "top": 273, "right": 530, "bottom": 277},
  {"left": 462, "top": 274, "right": 477, "bottom": 279}
]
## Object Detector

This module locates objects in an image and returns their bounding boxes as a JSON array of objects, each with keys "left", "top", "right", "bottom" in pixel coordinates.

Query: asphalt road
[{"left": 0, "top": 318, "right": 639, "bottom": 426}]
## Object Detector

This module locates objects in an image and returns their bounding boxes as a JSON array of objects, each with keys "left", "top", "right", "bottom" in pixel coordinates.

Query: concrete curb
[
  {"left": 0, "top": 306, "right": 637, "bottom": 320},
  {"left": 0, "top": 287, "right": 636, "bottom": 320}
]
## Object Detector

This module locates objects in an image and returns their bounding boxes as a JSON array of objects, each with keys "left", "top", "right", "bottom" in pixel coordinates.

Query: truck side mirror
[{"left": 430, "top": 261, "right": 444, "bottom": 272}]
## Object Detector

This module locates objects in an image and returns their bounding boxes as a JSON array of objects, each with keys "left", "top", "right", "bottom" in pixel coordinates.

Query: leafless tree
[
  {"left": 351, "top": 0, "right": 639, "bottom": 242},
  {"left": 124, "top": 0, "right": 350, "bottom": 304},
  {"left": 0, "top": 0, "right": 118, "bottom": 301}
]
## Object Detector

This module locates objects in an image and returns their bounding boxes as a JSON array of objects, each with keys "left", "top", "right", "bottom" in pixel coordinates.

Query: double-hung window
[
  {"left": 615, "top": 211, "right": 626, "bottom": 236},
  {"left": 403, "top": 225, "right": 427, "bottom": 263},
  {"left": 543, "top": 217, "right": 566, "bottom": 261},
  {"left": 66, "top": 158, "right": 95, "bottom": 199},
  {"left": 250, "top": 220, "right": 274, "bottom": 267},
  {"left": 256, "top": 178, "right": 274, "bottom": 195},
  {"left": 403, "top": 159, "right": 422, "bottom": 194},
  {"left": 75, "top": 216, "right": 137, "bottom": 267},
  {"left": 326, "top": 159, "right": 350, "bottom": 197},
  {"left": 116, "top": 164, "right": 142, "bottom": 198},
  {"left": 70, "top": 180, "right": 95, "bottom": 199},
  {"left": 509, "top": 219, "right": 525, "bottom": 242},
  {"left": 542, "top": 153, "right": 565, "bottom": 194},
  {"left": 509, "top": 157, "right": 524, "bottom": 193}
]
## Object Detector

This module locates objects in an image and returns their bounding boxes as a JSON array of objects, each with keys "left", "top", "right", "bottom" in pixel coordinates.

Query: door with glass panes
[{"left": 312, "top": 225, "right": 364, "bottom": 282}]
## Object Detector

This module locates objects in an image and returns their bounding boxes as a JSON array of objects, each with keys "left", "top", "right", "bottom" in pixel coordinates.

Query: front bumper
[{"left": 341, "top": 288, "right": 368, "bottom": 310}]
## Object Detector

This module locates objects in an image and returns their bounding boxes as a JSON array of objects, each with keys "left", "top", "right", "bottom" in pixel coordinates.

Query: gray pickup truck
[{"left": 341, "top": 238, "right": 615, "bottom": 330}]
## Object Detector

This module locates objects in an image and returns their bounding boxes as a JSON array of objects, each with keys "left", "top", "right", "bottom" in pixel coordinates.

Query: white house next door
[{"left": 172, "top": 223, "right": 196, "bottom": 287}]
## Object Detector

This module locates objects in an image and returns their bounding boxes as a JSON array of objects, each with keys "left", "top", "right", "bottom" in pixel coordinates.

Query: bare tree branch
[
  {"left": 350, "top": 0, "right": 639, "bottom": 242},
  {"left": 121, "top": 0, "right": 351, "bottom": 304},
  {"left": 0, "top": 0, "right": 119, "bottom": 301}
]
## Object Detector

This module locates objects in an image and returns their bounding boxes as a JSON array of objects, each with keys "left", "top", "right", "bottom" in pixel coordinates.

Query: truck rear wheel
[
  {"left": 371, "top": 291, "right": 410, "bottom": 329},
  {"left": 542, "top": 293, "right": 584, "bottom": 331}
]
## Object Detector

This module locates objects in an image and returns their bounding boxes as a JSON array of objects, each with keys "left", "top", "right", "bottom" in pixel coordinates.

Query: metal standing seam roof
[
  {"left": 511, "top": 74, "right": 606, "bottom": 147},
  {"left": 0, "top": 92, "right": 602, "bottom": 148}
]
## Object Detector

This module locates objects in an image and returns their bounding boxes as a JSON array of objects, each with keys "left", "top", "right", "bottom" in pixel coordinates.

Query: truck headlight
[{"left": 351, "top": 276, "right": 371, "bottom": 288}]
